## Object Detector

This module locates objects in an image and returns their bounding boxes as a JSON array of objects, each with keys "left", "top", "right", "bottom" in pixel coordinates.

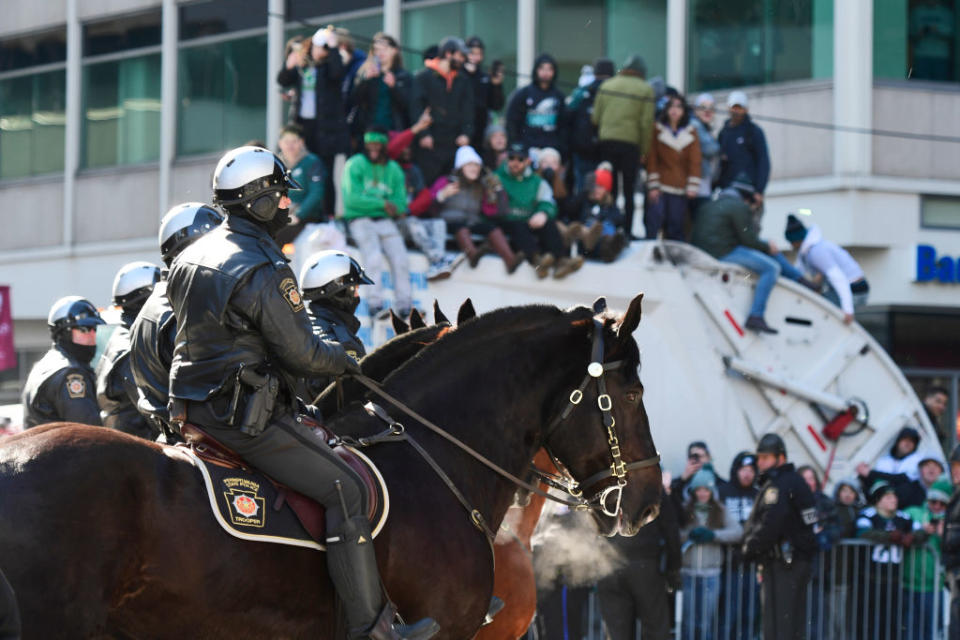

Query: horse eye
[{"left": 625, "top": 391, "right": 641, "bottom": 404}]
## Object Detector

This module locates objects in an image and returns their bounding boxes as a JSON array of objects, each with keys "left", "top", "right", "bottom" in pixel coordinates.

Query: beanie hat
[
  {"left": 594, "top": 166, "right": 613, "bottom": 192},
  {"left": 484, "top": 122, "right": 505, "bottom": 141},
  {"left": 869, "top": 480, "right": 896, "bottom": 505},
  {"left": 689, "top": 468, "right": 716, "bottom": 492},
  {"left": 784, "top": 214, "right": 808, "bottom": 243},
  {"left": 593, "top": 57, "right": 615, "bottom": 79},
  {"left": 695, "top": 93, "right": 715, "bottom": 108},
  {"left": 622, "top": 54, "right": 647, "bottom": 76},
  {"left": 454, "top": 145, "right": 483, "bottom": 170},
  {"left": 928, "top": 479, "right": 953, "bottom": 504}
]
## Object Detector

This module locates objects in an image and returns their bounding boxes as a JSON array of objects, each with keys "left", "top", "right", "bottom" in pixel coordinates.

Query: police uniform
[
  {"left": 742, "top": 462, "right": 818, "bottom": 640},
  {"left": 21, "top": 344, "right": 100, "bottom": 428},
  {"left": 95, "top": 319, "right": 154, "bottom": 439},
  {"left": 129, "top": 279, "right": 178, "bottom": 437},
  {"left": 304, "top": 301, "right": 366, "bottom": 401}
]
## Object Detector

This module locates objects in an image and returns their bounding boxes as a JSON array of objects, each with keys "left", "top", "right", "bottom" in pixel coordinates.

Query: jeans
[
  {"left": 720, "top": 247, "right": 782, "bottom": 318},
  {"left": 644, "top": 192, "right": 689, "bottom": 241},
  {"left": 348, "top": 217, "right": 412, "bottom": 312},
  {"left": 399, "top": 217, "right": 446, "bottom": 264},
  {"left": 905, "top": 590, "right": 936, "bottom": 640},
  {"left": 682, "top": 571, "right": 721, "bottom": 640},
  {"left": 720, "top": 563, "right": 760, "bottom": 640}
]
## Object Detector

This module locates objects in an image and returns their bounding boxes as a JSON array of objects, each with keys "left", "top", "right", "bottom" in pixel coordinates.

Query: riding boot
[
  {"left": 486, "top": 227, "right": 524, "bottom": 274},
  {"left": 327, "top": 515, "right": 440, "bottom": 640},
  {"left": 454, "top": 227, "right": 488, "bottom": 268}
]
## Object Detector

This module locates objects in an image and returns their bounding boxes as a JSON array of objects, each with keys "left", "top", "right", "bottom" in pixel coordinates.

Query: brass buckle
[
  {"left": 570, "top": 389, "right": 583, "bottom": 405},
  {"left": 598, "top": 394, "right": 612, "bottom": 411}
]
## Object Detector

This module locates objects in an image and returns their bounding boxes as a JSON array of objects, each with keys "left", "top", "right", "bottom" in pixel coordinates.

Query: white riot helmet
[
  {"left": 111, "top": 261, "right": 161, "bottom": 312},
  {"left": 47, "top": 296, "right": 104, "bottom": 340},
  {"left": 159, "top": 202, "right": 224, "bottom": 266},
  {"left": 211, "top": 146, "right": 302, "bottom": 222},
  {"left": 300, "top": 251, "right": 373, "bottom": 312}
]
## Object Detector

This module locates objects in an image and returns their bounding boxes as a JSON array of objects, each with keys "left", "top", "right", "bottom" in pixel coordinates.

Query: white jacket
[{"left": 795, "top": 225, "right": 865, "bottom": 314}]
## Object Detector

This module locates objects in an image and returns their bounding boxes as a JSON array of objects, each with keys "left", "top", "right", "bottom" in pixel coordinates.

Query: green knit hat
[{"left": 928, "top": 478, "right": 953, "bottom": 504}]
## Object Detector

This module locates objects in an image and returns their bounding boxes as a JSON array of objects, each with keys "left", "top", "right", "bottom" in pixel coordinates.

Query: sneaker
[
  {"left": 553, "top": 255, "right": 584, "bottom": 279},
  {"left": 447, "top": 252, "right": 467, "bottom": 272},
  {"left": 534, "top": 254, "right": 555, "bottom": 279},
  {"left": 744, "top": 315, "right": 778, "bottom": 334},
  {"left": 426, "top": 260, "right": 453, "bottom": 282}
]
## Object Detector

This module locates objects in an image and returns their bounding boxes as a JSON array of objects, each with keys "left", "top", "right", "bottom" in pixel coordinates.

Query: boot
[
  {"left": 556, "top": 221, "right": 583, "bottom": 246},
  {"left": 454, "top": 227, "right": 481, "bottom": 268},
  {"left": 744, "top": 315, "right": 778, "bottom": 334},
  {"left": 553, "top": 255, "right": 584, "bottom": 279},
  {"left": 581, "top": 222, "right": 604, "bottom": 252},
  {"left": 534, "top": 253, "right": 555, "bottom": 279},
  {"left": 486, "top": 228, "right": 524, "bottom": 275},
  {"left": 327, "top": 515, "right": 440, "bottom": 640}
]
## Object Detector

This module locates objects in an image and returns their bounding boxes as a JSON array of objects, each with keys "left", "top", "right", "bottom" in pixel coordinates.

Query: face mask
[
  {"left": 60, "top": 339, "right": 97, "bottom": 365},
  {"left": 265, "top": 206, "right": 291, "bottom": 238}
]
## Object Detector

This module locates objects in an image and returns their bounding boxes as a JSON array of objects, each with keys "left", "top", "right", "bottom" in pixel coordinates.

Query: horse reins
[{"left": 340, "top": 310, "right": 661, "bottom": 536}]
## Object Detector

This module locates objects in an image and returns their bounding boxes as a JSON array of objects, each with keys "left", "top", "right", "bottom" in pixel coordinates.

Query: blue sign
[{"left": 917, "top": 245, "right": 959, "bottom": 283}]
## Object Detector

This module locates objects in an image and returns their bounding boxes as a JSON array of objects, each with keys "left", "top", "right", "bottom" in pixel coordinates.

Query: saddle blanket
[{"left": 168, "top": 445, "right": 390, "bottom": 552}]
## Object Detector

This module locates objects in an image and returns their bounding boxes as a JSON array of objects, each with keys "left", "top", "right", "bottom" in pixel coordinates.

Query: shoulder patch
[
  {"left": 65, "top": 373, "right": 87, "bottom": 399},
  {"left": 763, "top": 487, "right": 779, "bottom": 505},
  {"left": 279, "top": 277, "right": 304, "bottom": 313}
]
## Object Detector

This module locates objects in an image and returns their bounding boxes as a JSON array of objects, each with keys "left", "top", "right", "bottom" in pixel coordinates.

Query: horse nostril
[{"left": 640, "top": 504, "right": 660, "bottom": 526}]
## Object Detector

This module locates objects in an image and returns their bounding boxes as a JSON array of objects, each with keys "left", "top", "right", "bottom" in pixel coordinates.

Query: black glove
[
  {"left": 666, "top": 569, "right": 681, "bottom": 592},
  {"left": 341, "top": 356, "right": 362, "bottom": 376}
]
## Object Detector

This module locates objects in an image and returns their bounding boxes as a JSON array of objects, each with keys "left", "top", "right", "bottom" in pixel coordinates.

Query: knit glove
[{"left": 689, "top": 527, "right": 716, "bottom": 543}]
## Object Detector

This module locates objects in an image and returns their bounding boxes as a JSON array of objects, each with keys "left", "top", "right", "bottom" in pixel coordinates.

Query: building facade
[{"left": 1, "top": 0, "right": 960, "bottom": 429}]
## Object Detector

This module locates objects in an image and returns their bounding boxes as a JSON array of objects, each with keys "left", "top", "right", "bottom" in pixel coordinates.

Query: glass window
[
  {"left": 875, "top": 0, "right": 959, "bottom": 82},
  {"left": 921, "top": 195, "right": 960, "bottom": 228},
  {"left": 84, "top": 11, "right": 162, "bottom": 56},
  {"left": 401, "top": 3, "right": 462, "bottom": 71},
  {"left": 179, "top": 0, "right": 267, "bottom": 41},
  {"left": 0, "top": 28, "right": 67, "bottom": 73},
  {"left": 82, "top": 54, "right": 161, "bottom": 168},
  {"left": 287, "top": 0, "right": 381, "bottom": 21},
  {"left": 537, "top": 0, "right": 604, "bottom": 94},
  {"left": 0, "top": 70, "right": 66, "bottom": 179},
  {"left": 688, "top": 0, "right": 833, "bottom": 92},
  {"left": 178, "top": 35, "right": 268, "bottom": 156},
  {"left": 464, "top": 0, "right": 519, "bottom": 95},
  {"left": 606, "top": 0, "right": 667, "bottom": 81}
]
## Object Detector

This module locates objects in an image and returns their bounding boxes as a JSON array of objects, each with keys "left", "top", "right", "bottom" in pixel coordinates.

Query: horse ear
[
  {"left": 433, "top": 300, "right": 450, "bottom": 325},
  {"left": 390, "top": 309, "right": 409, "bottom": 335},
  {"left": 409, "top": 308, "right": 427, "bottom": 330},
  {"left": 592, "top": 297, "right": 608, "bottom": 314},
  {"left": 458, "top": 298, "right": 477, "bottom": 325},
  {"left": 617, "top": 294, "right": 644, "bottom": 339}
]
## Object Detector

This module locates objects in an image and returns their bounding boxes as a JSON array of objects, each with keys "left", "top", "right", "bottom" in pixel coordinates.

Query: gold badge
[
  {"left": 763, "top": 487, "right": 779, "bottom": 505},
  {"left": 279, "top": 277, "right": 304, "bottom": 312},
  {"left": 66, "top": 374, "right": 87, "bottom": 399}
]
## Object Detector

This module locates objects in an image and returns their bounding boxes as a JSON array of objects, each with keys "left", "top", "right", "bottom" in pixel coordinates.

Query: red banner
[{"left": 0, "top": 286, "right": 16, "bottom": 372}]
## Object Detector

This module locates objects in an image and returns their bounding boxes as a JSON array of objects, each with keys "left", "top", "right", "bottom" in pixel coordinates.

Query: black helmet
[
  {"left": 112, "top": 261, "right": 161, "bottom": 312},
  {"left": 756, "top": 433, "right": 786, "bottom": 457},
  {"left": 211, "top": 146, "right": 302, "bottom": 222},
  {"left": 300, "top": 250, "right": 373, "bottom": 312},
  {"left": 159, "top": 202, "right": 224, "bottom": 266},
  {"left": 47, "top": 296, "right": 105, "bottom": 340}
]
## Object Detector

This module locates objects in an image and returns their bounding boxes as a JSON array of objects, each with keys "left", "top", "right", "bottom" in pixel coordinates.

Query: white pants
[{"left": 348, "top": 217, "right": 412, "bottom": 312}]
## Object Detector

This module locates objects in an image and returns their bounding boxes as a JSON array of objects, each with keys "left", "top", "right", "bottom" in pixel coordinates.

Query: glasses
[
  {"left": 507, "top": 154, "right": 526, "bottom": 162},
  {"left": 697, "top": 105, "right": 715, "bottom": 112}
]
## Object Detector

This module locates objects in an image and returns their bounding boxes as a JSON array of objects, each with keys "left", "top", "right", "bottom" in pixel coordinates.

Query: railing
[{"left": 528, "top": 539, "right": 948, "bottom": 640}]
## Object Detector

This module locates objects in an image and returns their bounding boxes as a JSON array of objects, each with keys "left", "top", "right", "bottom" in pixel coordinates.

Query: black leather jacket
[
  {"left": 129, "top": 279, "right": 176, "bottom": 432},
  {"left": 943, "top": 489, "right": 960, "bottom": 571},
  {"left": 303, "top": 302, "right": 366, "bottom": 401},
  {"left": 95, "top": 318, "right": 154, "bottom": 438},
  {"left": 166, "top": 215, "right": 350, "bottom": 413},
  {"left": 21, "top": 344, "right": 101, "bottom": 428},
  {"left": 742, "top": 462, "right": 818, "bottom": 563}
]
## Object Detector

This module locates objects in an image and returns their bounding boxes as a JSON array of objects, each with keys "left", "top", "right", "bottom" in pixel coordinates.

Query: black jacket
[
  {"left": 943, "top": 488, "right": 960, "bottom": 570},
  {"left": 742, "top": 463, "right": 818, "bottom": 562},
  {"left": 411, "top": 64, "right": 475, "bottom": 146},
  {"left": 505, "top": 54, "right": 567, "bottom": 154},
  {"left": 303, "top": 302, "right": 366, "bottom": 402},
  {"left": 94, "top": 318, "right": 154, "bottom": 439},
  {"left": 276, "top": 48, "right": 350, "bottom": 155},
  {"left": 464, "top": 64, "right": 504, "bottom": 149},
  {"left": 129, "top": 279, "right": 177, "bottom": 432},
  {"left": 21, "top": 344, "right": 101, "bottom": 428},
  {"left": 351, "top": 67, "right": 414, "bottom": 133},
  {"left": 609, "top": 489, "right": 681, "bottom": 574},
  {"left": 166, "top": 215, "right": 350, "bottom": 413}
]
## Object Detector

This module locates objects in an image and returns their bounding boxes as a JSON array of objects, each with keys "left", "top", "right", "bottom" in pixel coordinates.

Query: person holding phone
[
  {"left": 352, "top": 33, "right": 413, "bottom": 134},
  {"left": 669, "top": 441, "right": 726, "bottom": 526},
  {"left": 463, "top": 36, "right": 505, "bottom": 150}
]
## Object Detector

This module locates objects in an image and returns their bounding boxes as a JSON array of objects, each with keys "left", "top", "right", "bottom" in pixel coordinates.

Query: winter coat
[
  {"left": 495, "top": 164, "right": 556, "bottom": 222},
  {"left": 717, "top": 114, "right": 771, "bottom": 194},
  {"left": 591, "top": 72, "right": 655, "bottom": 156},
  {"left": 794, "top": 224, "right": 866, "bottom": 315},
  {"left": 691, "top": 115, "right": 720, "bottom": 197},
  {"left": 287, "top": 152, "right": 325, "bottom": 223},
  {"left": 646, "top": 122, "right": 702, "bottom": 196},
  {"left": 903, "top": 504, "right": 942, "bottom": 592},
  {"left": 428, "top": 173, "right": 505, "bottom": 225},
  {"left": 351, "top": 66, "right": 414, "bottom": 133},
  {"left": 505, "top": 54, "right": 567, "bottom": 154},
  {"left": 681, "top": 498, "right": 742, "bottom": 572},
  {"left": 341, "top": 153, "right": 408, "bottom": 221},
  {"left": 690, "top": 190, "right": 767, "bottom": 259},
  {"left": 566, "top": 78, "right": 603, "bottom": 157},
  {"left": 276, "top": 48, "right": 350, "bottom": 155},
  {"left": 411, "top": 61, "right": 474, "bottom": 146},
  {"left": 464, "top": 65, "right": 504, "bottom": 149}
]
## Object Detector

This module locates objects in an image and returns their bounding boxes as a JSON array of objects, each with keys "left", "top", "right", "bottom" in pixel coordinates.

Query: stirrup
[{"left": 354, "top": 602, "right": 440, "bottom": 640}]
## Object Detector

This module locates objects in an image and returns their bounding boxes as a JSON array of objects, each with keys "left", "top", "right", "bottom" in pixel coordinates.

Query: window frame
[{"left": 920, "top": 194, "right": 960, "bottom": 231}]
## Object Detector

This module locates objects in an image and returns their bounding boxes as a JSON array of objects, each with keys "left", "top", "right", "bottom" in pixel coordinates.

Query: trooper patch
[
  {"left": 801, "top": 507, "right": 818, "bottom": 525},
  {"left": 279, "top": 277, "right": 304, "bottom": 312},
  {"left": 763, "top": 487, "right": 779, "bottom": 504},
  {"left": 65, "top": 374, "right": 87, "bottom": 398}
]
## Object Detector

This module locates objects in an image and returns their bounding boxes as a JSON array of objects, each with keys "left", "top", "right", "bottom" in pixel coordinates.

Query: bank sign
[{"left": 917, "top": 245, "right": 960, "bottom": 282}]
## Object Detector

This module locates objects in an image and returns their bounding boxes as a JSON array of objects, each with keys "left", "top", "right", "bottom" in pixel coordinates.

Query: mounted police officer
[
  {"left": 95, "top": 261, "right": 160, "bottom": 439},
  {"left": 741, "top": 433, "right": 818, "bottom": 640},
  {"left": 300, "top": 250, "right": 373, "bottom": 401},
  {"left": 165, "top": 146, "right": 438, "bottom": 640},
  {"left": 129, "top": 202, "right": 224, "bottom": 440},
  {"left": 22, "top": 296, "right": 105, "bottom": 428}
]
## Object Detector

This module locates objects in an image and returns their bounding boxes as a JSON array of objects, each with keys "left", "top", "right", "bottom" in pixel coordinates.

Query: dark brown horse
[{"left": 0, "top": 297, "right": 660, "bottom": 639}]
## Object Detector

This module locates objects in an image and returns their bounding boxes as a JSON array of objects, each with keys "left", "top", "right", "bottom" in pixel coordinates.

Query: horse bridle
[{"left": 538, "top": 315, "right": 661, "bottom": 518}]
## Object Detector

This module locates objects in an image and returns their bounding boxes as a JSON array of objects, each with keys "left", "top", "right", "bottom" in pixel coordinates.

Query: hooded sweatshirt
[
  {"left": 795, "top": 224, "right": 865, "bottom": 315},
  {"left": 873, "top": 427, "right": 926, "bottom": 480},
  {"left": 505, "top": 54, "right": 567, "bottom": 154},
  {"left": 718, "top": 452, "right": 759, "bottom": 527}
]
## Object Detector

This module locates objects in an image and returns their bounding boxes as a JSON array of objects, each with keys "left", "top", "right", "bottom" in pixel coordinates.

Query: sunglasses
[
  {"left": 507, "top": 154, "right": 526, "bottom": 162},
  {"left": 74, "top": 326, "right": 95, "bottom": 334}
]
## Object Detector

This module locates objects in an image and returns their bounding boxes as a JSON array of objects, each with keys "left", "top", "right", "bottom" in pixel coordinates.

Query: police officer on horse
[
  {"left": 741, "top": 433, "right": 818, "bottom": 640},
  {"left": 22, "top": 296, "right": 105, "bottom": 428},
  {"left": 165, "top": 146, "right": 438, "bottom": 640}
]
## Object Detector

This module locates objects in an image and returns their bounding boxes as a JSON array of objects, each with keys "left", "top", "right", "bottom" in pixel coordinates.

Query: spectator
[
  {"left": 669, "top": 441, "right": 726, "bottom": 525},
  {"left": 463, "top": 36, "right": 505, "bottom": 151},
  {"left": 690, "top": 93, "right": 721, "bottom": 217},
  {"left": 785, "top": 213, "right": 870, "bottom": 324},
  {"left": 335, "top": 27, "right": 367, "bottom": 145},
  {"left": 351, "top": 33, "right": 413, "bottom": 134},
  {"left": 690, "top": 178, "right": 811, "bottom": 334},
  {"left": 422, "top": 45, "right": 438, "bottom": 66},
  {"left": 718, "top": 451, "right": 760, "bottom": 640},
  {"left": 859, "top": 445, "right": 943, "bottom": 512},
  {"left": 559, "top": 164, "right": 628, "bottom": 263},
  {"left": 277, "top": 26, "right": 349, "bottom": 219},
  {"left": 341, "top": 126, "right": 412, "bottom": 319},
  {"left": 904, "top": 479, "right": 951, "bottom": 640},
  {"left": 505, "top": 53, "right": 567, "bottom": 157},
  {"left": 430, "top": 145, "right": 523, "bottom": 274},
  {"left": 645, "top": 94, "right": 702, "bottom": 241},
  {"left": 799, "top": 465, "right": 840, "bottom": 640},
  {"left": 717, "top": 91, "right": 770, "bottom": 208},
  {"left": 592, "top": 54, "right": 655, "bottom": 240},
  {"left": 598, "top": 488, "right": 681, "bottom": 640},
  {"left": 481, "top": 122, "right": 508, "bottom": 171},
  {"left": 941, "top": 444, "right": 960, "bottom": 640},
  {"left": 857, "top": 426, "right": 926, "bottom": 486},
  {"left": 922, "top": 385, "right": 949, "bottom": 443},
  {"left": 832, "top": 477, "right": 865, "bottom": 640},
  {"left": 496, "top": 142, "right": 582, "bottom": 279},
  {"left": 680, "top": 469, "right": 743, "bottom": 640},
  {"left": 567, "top": 57, "right": 615, "bottom": 192},
  {"left": 835, "top": 478, "right": 865, "bottom": 537},
  {"left": 857, "top": 480, "right": 927, "bottom": 640},
  {"left": 411, "top": 36, "right": 474, "bottom": 185},
  {"left": 534, "top": 147, "right": 573, "bottom": 221}
]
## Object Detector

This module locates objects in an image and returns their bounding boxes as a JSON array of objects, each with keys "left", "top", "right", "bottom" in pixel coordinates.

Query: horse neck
[{"left": 513, "top": 449, "right": 556, "bottom": 545}]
